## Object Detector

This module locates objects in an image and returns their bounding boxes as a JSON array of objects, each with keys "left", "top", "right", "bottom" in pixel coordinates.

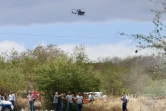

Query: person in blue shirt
[{"left": 53, "top": 92, "right": 61, "bottom": 111}]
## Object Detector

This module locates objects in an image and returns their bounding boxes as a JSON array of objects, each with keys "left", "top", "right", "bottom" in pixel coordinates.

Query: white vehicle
[
  {"left": 0, "top": 96, "right": 14, "bottom": 111},
  {"left": 84, "top": 92, "right": 102, "bottom": 99},
  {"left": 94, "top": 92, "right": 102, "bottom": 98}
]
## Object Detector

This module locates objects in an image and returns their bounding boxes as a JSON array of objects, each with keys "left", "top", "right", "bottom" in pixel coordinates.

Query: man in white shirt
[
  {"left": 76, "top": 92, "right": 83, "bottom": 111},
  {"left": 66, "top": 91, "right": 73, "bottom": 111},
  {"left": 8, "top": 91, "right": 15, "bottom": 106}
]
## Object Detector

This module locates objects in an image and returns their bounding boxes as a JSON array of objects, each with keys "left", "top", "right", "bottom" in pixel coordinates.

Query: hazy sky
[
  {"left": 0, "top": 0, "right": 161, "bottom": 60},
  {"left": 0, "top": 0, "right": 160, "bottom": 25}
]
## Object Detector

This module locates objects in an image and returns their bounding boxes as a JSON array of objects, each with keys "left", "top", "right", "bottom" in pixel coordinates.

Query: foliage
[
  {"left": 0, "top": 50, "right": 26, "bottom": 94},
  {"left": 34, "top": 45, "right": 100, "bottom": 109},
  {"left": 120, "top": 0, "right": 166, "bottom": 54},
  {"left": 144, "top": 79, "right": 166, "bottom": 96},
  {"left": 0, "top": 43, "right": 166, "bottom": 110},
  {"left": 93, "top": 57, "right": 133, "bottom": 95}
]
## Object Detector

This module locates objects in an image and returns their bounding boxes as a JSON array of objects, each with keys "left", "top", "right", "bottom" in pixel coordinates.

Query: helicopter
[{"left": 71, "top": 8, "right": 85, "bottom": 16}]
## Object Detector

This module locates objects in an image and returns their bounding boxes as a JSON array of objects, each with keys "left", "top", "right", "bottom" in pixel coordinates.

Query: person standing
[
  {"left": 8, "top": 91, "right": 16, "bottom": 106},
  {"left": 60, "top": 93, "right": 66, "bottom": 111},
  {"left": 102, "top": 95, "right": 108, "bottom": 103},
  {"left": 53, "top": 92, "right": 61, "bottom": 111},
  {"left": 121, "top": 92, "right": 128, "bottom": 111},
  {"left": 27, "top": 92, "right": 35, "bottom": 111},
  {"left": 63, "top": 93, "right": 67, "bottom": 111},
  {"left": 88, "top": 93, "right": 93, "bottom": 103},
  {"left": 76, "top": 92, "right": 83, "bottom": 111},
  {"left": 2, "top": 93, "right": 7, "bottom": 100},
  {"left": 66, "top": 91, "right": 73, "bottom": 111}
]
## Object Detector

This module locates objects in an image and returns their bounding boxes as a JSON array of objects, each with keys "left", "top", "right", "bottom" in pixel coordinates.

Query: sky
[{"left": 0, "top": 0, "right": 163, "bottom": 60}]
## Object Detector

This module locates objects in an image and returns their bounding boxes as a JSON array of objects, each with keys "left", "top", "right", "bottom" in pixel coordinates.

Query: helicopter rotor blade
[
  {"left": 72, "top": 8, "right": 85, "bottom": 10},
  {"left": 72, "top": 8, "right": 78, "bottom": 10}
]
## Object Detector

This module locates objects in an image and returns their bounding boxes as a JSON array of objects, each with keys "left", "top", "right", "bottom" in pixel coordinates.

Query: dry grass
[
  {"left": 15, "top": 98, "right": 42, "bottom": 111},
  {"left": 15, "top": 98, "right": 29, "bottom": 109},
  {"left": 82, "top": 97, "right": 166, "bottom": 111},
  {"left": 16, "top": 97, "right": 166, "bottom": 111},
  {"left": 128, "top": 99, "right": 166, "bottom": 111},
  {"left": 82, "top": 99, "right": 121, "bottom": 111}
]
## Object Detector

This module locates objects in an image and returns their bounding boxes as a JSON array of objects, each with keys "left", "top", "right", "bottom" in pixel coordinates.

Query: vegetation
[
  {"left": 120, "top": 0, "right": 166, "bottom": 54},
  {"left": 35, "top": 45, "right": 100, "bottom": 109},
  {"left": 1, "top": 0, "right": 166, "bottom": 110},
  {"left": 0, "top": 44, "right": 166, "bottom": 110}
]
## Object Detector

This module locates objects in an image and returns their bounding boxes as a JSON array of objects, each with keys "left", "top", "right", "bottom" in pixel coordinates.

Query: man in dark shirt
[{"left": 60, "top": 93, "right": 66, "bottom": 111}]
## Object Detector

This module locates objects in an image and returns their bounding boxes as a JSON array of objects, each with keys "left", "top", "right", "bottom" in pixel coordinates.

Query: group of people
[
  {"left": 1, "top": 91, "right": 38, "bottom": 111},
  {"left": 1, "top": 91, "right": 36, "bottom": 111},
  {"left": 1, "top": 91, "right": 128, "bottom": 111},
  {"left": 53, "top": 91, "right": 90, "bottom": 111},
  {"left": 0, "top": 90, "right": 94, "bottom": 111},
  {"left": 27, "top": 91, "right": 128, "bottom": 111}
]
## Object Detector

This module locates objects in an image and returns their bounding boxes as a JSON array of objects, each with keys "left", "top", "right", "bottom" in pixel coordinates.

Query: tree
[
  {"left": 0, "top": 50, "right": 26, "bottom": 95},
  {"left": 93, "top": 57, "right": 132, "bottom": 95},
  {"left": 120, "top": 0, "right": 166, "bottom": 54},
  {"left": 35, "top": 45, "right": 100, "bottom": 110}
]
